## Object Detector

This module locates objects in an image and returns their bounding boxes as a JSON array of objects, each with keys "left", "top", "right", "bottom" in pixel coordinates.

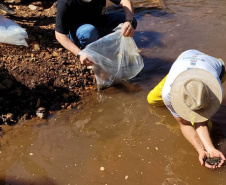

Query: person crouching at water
[
  {"left": 147, "top": 49, "right": 226, "bottom": 169},
  {"left": 55, "top": 0, "right": 137, "bottom": 66}
]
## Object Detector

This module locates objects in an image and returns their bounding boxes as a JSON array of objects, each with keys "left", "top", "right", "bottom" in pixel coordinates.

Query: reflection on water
[{"left": 1, "top": 0, "right": 226, "bottom": 184}]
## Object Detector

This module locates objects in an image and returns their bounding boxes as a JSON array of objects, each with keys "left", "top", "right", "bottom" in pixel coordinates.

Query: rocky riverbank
[{"left": 0, "top": 0, "right": 96, "bottom": 126}]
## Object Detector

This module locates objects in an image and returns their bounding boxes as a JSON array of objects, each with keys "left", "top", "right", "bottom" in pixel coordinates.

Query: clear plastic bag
[
  {"left": 80, "top": 24, "right": 144, "bottom": 90},
  {"left": 0, "top": 15, "right": 28, "bottom": 46}
]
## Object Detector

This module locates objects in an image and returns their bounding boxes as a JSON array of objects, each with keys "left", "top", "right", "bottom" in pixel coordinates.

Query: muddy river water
[{"left": 1, "top": 0, "right": 226, "bottom": 184}]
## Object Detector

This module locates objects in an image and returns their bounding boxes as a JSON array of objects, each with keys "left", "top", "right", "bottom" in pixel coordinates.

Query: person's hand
[
  {"left": 199, "top": 150, "right": 213, "bottom": 168},
  {"left": 79, "top": 53, "right": 94, "bottom": 66},
  {"left": 122, "top": 21, "right": 135, "bottom": 37},
  {"left": 199, "top": 149, "right": 225, "bottom": 169},
  {"left": 207, "top": 148, "right": 225, "bottom": 168}
]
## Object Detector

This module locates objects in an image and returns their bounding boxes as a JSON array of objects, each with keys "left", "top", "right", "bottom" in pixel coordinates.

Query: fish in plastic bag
[{"left": 80, "top": 24, "right": 144, "bottom": 90}]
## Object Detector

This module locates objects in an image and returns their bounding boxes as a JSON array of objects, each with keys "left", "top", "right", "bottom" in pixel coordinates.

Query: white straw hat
[{"left": 170, "top": 68, "right": 223, "bottom": 122}]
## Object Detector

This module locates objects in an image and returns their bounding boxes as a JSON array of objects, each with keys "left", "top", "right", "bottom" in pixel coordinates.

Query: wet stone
[
  {"left": 36, "top": 107, "right": 47, "bottom": 119},
  {"left": 0, "top": 113, "right": 17, "bottom": 125}
]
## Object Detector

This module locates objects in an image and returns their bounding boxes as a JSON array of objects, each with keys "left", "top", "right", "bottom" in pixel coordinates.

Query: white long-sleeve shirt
[{"left": 162, "top": 49, "right": 224, "bottom": 117}]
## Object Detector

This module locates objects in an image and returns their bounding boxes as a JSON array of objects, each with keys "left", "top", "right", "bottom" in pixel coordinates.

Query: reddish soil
[{"left": 0, "top": 0, "right": 96, "bottom": 126}]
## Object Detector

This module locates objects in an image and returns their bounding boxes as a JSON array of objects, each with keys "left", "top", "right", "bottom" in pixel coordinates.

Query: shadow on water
[
  {"left": 103, "top": 82, "right": 143, "bottom": 94},
  {"left": 134, "top": 31, "right": 165, "bottom": 49},
  {"left": 135, "top": 9, "right": 172, "bottom": 19},
  {"left": 130, "top": 57, "right": 172, "bottom": 90}
]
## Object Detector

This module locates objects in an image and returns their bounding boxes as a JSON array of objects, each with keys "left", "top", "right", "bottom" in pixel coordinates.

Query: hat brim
[{"left": 170, "top": 69, "right": 223, "bottom": 122}]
